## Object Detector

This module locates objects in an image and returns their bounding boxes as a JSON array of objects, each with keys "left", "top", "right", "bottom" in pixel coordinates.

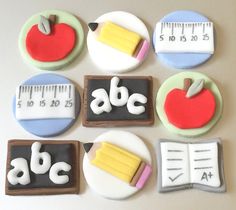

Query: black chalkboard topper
[
  {"left": 83, "top": 75, "right": 154, "bottom": 127},
  {"left": 5, "top": 140, "right": 80, "bottom": 195}
]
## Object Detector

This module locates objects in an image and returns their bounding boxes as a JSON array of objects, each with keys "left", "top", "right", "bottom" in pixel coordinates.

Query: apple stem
[
  {"left": 184, "top": 78, "right": 192, "bottom": 91},
  {"left": 49, "top": 15, "right": 57, "bottom": 25}
]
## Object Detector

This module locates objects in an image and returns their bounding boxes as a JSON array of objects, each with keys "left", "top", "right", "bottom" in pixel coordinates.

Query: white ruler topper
[
  {"left": 15, "top": 84, "right": 75, "bottom": 120},
  {"left": 155, "top": 22, "right": 214, "bottom": 54}
]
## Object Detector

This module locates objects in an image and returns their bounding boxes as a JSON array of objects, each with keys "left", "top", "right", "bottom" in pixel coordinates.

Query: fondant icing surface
[
  {"left": 156, "top": 72, "right": 222, "bottom": 136},
  {"left": 87, "top": 11, "right": 150, "bottom": 73},
  {"left": 83, "top": 130, "right": 151, "bottom": 199},
  {"left": 19, "top": 10, "right": 84, "bottom": 70},
  {"left": 8, "top": 143, "right": 73, "bottom": 189},
  {"left": 13, "top": 73, "right": 80, "bottom": 137},
  {"left": 153, "top": 10, "right": 212, "bottom": 69}
]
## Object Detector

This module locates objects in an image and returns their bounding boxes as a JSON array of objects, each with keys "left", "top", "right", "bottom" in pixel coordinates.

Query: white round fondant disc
[
  {"left": 83, "top": 130, "right": 151, "bottom": 200},
  {"left": 87, "top": 11, "right": 150, "bottom": 73}
]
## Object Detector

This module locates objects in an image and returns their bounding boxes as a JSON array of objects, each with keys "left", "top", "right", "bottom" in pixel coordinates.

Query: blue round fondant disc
[
  {"left": 153, "top": 10, "right": 212, "bottom": 69},
  {"left": 13, "top": 73, "right": 80, "bottom": 137}
]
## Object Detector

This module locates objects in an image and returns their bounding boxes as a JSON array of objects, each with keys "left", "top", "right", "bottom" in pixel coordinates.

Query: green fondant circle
[
  {"left": 19, "top": 10, "right": 84, "bottom": 70},
  {"left": 156, "top": 72, "right": 223, "bottom": 137}
]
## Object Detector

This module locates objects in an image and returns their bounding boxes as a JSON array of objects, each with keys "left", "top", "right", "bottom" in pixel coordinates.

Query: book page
[
  {"left": 189, "top": 142, "right": 220, "bottom": 187},
  {"left": 160, "top": 142, "right": 190, "bottom": 187}
]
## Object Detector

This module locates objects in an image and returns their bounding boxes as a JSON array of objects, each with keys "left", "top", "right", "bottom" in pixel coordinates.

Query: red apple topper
[
  {"left": 164, "top": 78, "right": 216, "bottom": 129},
  {"left": 26, "top": 15, "right": 76, "bottom": 62}
]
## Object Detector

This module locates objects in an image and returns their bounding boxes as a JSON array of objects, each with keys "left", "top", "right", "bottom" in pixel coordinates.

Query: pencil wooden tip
[
  {"left": 83, "top": 143, "right": 93, "bottom": 153},
  {"left": 88, "top": 22, "right": 98, "bottom": 31}
]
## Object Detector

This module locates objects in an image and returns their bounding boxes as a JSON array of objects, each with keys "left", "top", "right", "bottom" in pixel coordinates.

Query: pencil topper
[
  {"left": 88, "top": 21, "right": 149, "bottom": 61},
  {"left": 86, "top": 11, "right": 150, "bottom": 73},
  {"left": 83, "top": 141, "right": 152, "bottom": 188},
  {"left": 82, "top": 130, "right": 152, "bottom": 199}
]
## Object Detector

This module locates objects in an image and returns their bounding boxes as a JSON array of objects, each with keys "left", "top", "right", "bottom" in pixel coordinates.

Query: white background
[{"left": 0, "top": 0, "right": 236, "bottom": 210}]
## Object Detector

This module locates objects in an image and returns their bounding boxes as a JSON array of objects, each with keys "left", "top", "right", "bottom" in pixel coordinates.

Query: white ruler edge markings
[
  {"left": 155, "top": 22, "right": 214, "bottom": 54},
  {"left": 15, "top": 84, "right": 76, "bottom": 120}
]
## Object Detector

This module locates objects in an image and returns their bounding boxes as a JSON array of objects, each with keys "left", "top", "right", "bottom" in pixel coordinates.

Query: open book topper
[{"left": 157, "top": 138, "right": 226, "bottom": 193}]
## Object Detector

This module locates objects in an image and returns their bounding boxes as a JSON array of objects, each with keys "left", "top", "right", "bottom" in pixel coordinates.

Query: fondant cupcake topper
[
  {"left": 26, "top": 14, "right": 76, "bottom": 62},
  {"left": 83, "top": 130, "right": 152, "bottom": 199},
  {"left": 88, "top": 21, "right": 149, "bottom": 61},
  {"left": 5, "top": 140, "right": 80, "bottom": 195},
  {"left": 19, "top": 10, "right": 84, "bottom": 70},
  {"left": 13, "top": 73, "right": 81, "bottom": 137},
  {"left": 83, "top": 75, "right": 154, "bottom": 127},
  {"left": 87, "top": 11, "right": 150, "bottom": 73},
  {"left": 164, "top": 77, "right": 216, "bottom": 129},
  {"left": 83, "top": 142, "right": 152, "bottom": 189},
  {"left": 156, "top": 138, "right": 226, "bottom": 193},
  {"left": 156, "top": 71, "right": 223, "bottom": 136},
  {"left": 153, "top": 10, "right": 214, "bottom": 69}
]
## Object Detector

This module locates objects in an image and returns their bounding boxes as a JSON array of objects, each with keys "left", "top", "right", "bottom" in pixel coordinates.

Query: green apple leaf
[
  {"left": 38, "top": 15, "right": 51, "bottom": 35},
  {"left": 186, "top": 79, "right": 205, "bottom": 98}
]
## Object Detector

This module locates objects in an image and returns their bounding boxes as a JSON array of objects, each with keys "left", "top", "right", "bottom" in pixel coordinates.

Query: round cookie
[
  {"left": 83, "top": 130, "right": 152, "bottom": 200},
  {"left": 87, "top": 11, "right": 150, "bottom": 73},
  {"left": 156, "top": 72, "right": 223, "bottom": 137},
  {"left": 19, "top": 10, "right": 84, "bottom": 70},
  {"left": 13, "top": 73, "right": 80, "bottom": 137},
  {"left": 153, "top": 10, "right": 212, "bottom": 69}
]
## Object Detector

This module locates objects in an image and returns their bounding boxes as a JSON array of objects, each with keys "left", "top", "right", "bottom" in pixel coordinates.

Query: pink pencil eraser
[
  {"left": 135, "top": 164, "right": 152, "bottom": 189},
  {"left": 136, "top": 40, "right": 149, "bottom": 61}
]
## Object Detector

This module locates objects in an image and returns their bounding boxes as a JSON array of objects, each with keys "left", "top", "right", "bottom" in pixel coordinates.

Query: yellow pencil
[
  {"left": 83, "top": 142, "right": 152, "bottom": 189},
  {"left": 88, "top": 22, "right": 149, "bottom": 61}
]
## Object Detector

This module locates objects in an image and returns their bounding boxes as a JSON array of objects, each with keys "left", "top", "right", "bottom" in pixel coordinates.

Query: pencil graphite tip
[
  {"left": 88, "top": 22, "right": 98, "bottom": 31},
  {"left": 83, "top": 143, "right": 94, "bottom": 153}
]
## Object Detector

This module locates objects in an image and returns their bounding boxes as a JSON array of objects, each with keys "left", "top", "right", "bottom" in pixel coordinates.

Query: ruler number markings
[
  {"left": 15, "top": 84, "right": 75, "bottom": 120},
  {"left": 156, "top": 22, "right": 214, "bottom": 53}
]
